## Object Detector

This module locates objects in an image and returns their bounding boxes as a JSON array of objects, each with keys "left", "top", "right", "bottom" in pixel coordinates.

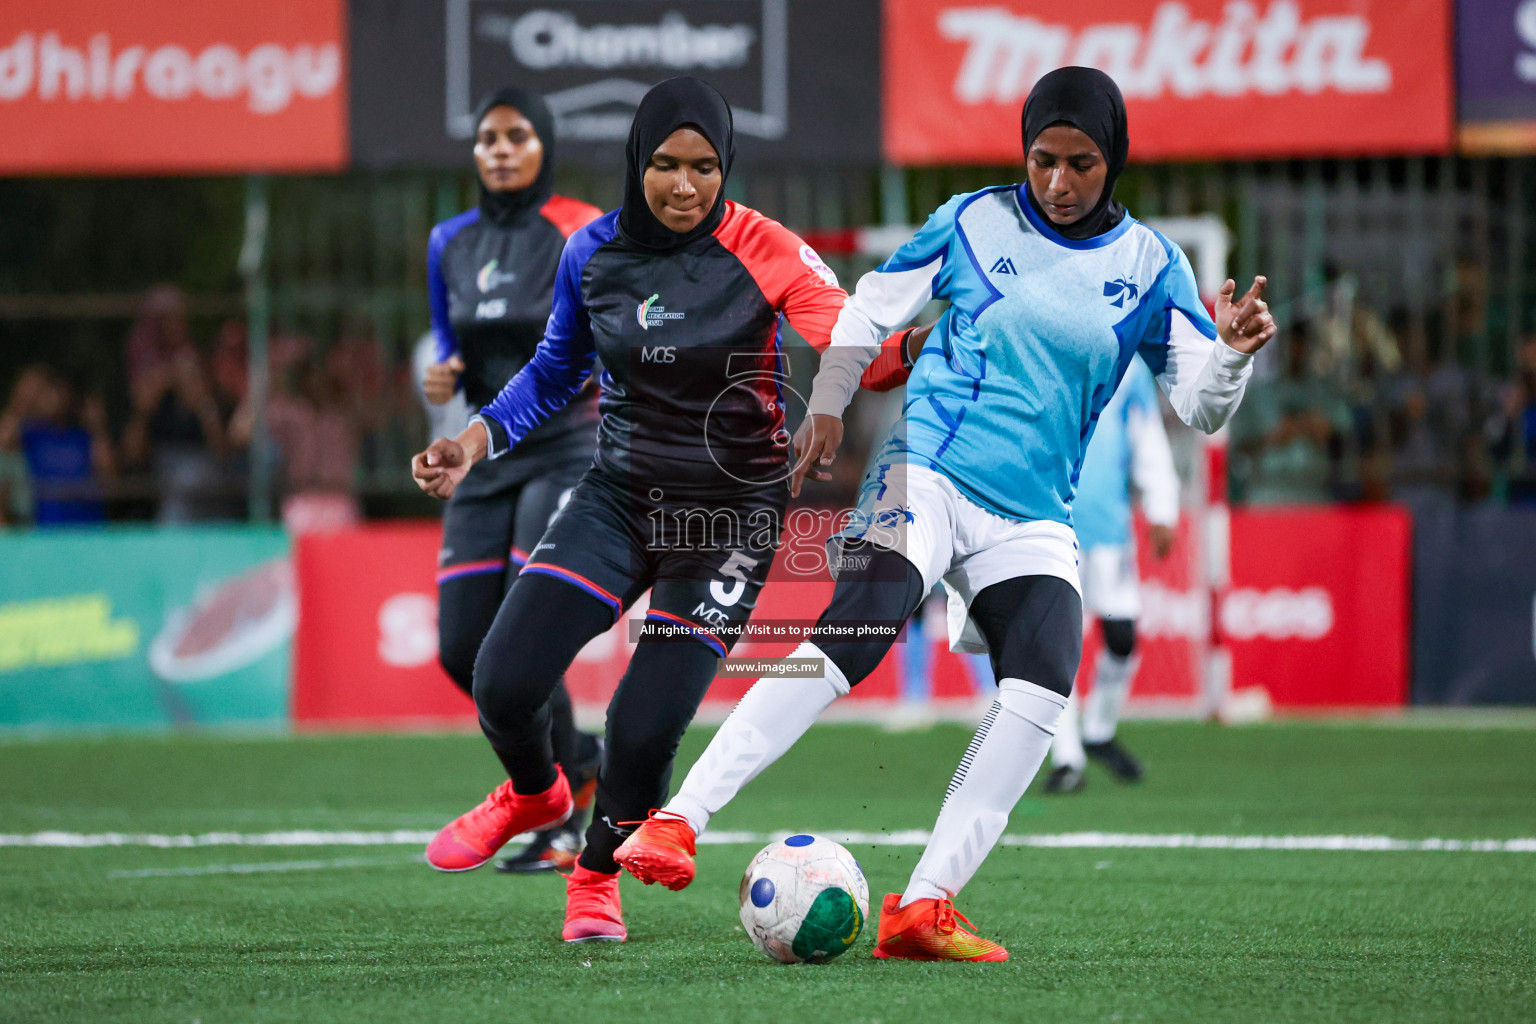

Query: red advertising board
[
  {"left": 0, "top": 0, "right": 346, "bottom": 174},
  {"left": 293, "top": 525, "right": 471, "bottom": 727},
  {"left": 1224, "top": 505, "right": 1410, "bottom": 708},
  {"left": 293, "top": 505, "right": 1411, "bottom": 727},
  {"left": 292, "top": 521, "right": 900, "bottom": 728},
  {"left": 883, "top": 0, "right": 1453, "bottom": 164}
]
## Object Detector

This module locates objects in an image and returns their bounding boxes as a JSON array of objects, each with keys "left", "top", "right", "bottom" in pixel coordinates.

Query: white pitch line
[
  {"left": 3, "top": 830, "right": 1535, "bottom": 853},
  {"left": 0, "top": 829, "right": 438, "bottom": 849},
  {"left": 995, "top": 832, "right": 1536, "bottom": 853},
  {"left": 108, "top": 856, "right": 417, "bottom": 879}
]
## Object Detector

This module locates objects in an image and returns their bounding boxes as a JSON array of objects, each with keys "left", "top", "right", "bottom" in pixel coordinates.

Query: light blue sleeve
[
  {"left": 809, "top": 195, "right": 967, "bottom": 416},
  {"left": 875, "top": 193, "right": 964, "bottom": 302},
  {"left": 1136, "top": 235, "right": 1254, "bottom": 434},
  {"left": 1137, "top": 243, "right": 1217, "bottom": 375}
]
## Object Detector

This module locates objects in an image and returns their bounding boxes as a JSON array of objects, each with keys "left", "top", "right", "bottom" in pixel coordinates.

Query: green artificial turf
[{"left": 1, "top": 719, "right": 1533, "bottom": 1023}]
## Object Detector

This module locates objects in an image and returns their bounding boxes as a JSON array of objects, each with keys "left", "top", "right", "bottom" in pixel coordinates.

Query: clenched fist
[{"left": 411, "top": 421, "right": 489, "bottom": 500}]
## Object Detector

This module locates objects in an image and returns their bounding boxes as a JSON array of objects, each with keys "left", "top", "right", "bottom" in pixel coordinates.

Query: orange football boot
[
  {"left": 612, "top": 810, "right": 697, "bottom": 891},
  {"left": 425, "top": 769, "right": 573, "bottom": 872},
  {"left": 871, "top": 892, "right": 1009, "bottom": 962},
  {"left": 563, "top": 864, "right": 626, "bottom": 942}
]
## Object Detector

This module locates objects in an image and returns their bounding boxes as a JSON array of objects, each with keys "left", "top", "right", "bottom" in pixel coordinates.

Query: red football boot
[
  {"left": 425, "top": 770, "right": 573, "bottom": 872},
  {"left": 613, "top": 810, "right": 697, "bottom": 891},
  {"left": 563, "top": 864, "right": 626, "bottom": 942},
  {"left": 871, "top": 893, "right": 1009, "bottom": 962}
]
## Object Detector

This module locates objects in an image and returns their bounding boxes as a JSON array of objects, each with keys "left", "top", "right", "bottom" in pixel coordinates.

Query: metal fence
[{"left": 1, "top": 155, "right": 1532, "bottom": 522}]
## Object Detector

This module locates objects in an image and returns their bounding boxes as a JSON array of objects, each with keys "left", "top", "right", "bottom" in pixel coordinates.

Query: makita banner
[
  {"left": 1457, "top": 0, "right": 1536, "bottom": 153},
  {"left": 350, "top": 0, "right": 879, "bottom": 168},
  {"left": 883, "top": 0, "right": 1453, "bottom": 164},
  {"left": 0, "top": 0, "right": 346, "bottom": 174}
]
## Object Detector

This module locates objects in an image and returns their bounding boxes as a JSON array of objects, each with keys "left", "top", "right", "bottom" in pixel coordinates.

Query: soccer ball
[{"left": 738, "top": 833, "right": 869, "bottom": 963}]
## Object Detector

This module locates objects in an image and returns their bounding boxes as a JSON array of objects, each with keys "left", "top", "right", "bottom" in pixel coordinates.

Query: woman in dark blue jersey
[
  {"left": 424, "top": 86, "right": 604, "bottom": 874},
  {"left": 412, "top": 77, "right": 866, "bottom": 943}
]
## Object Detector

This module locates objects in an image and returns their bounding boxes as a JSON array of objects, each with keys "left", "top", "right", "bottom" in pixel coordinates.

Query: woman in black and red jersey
[
  {"left": 411, "top": 77, "right": 861, "bottom": 943},
  {"left": 423, "top": 86, "right": 605, "bottom": 875}
]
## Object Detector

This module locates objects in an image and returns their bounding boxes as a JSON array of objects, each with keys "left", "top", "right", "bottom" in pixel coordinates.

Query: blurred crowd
[
  {"left": 0, "top": 285, "right": 425, "bottom": 530},
  {"left": 4, "top": 269, "right": 1536, "bottom": 529},
  {"left": 1228, "top": 264, "right": 1536, "bottom": 508}
]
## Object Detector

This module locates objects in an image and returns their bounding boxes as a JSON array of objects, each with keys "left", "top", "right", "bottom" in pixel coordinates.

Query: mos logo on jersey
[
  {"left": 1104, "top": 276, "right": 1139, "bottom": 307},
  {"left": 637, "top": 293, "right": 686, "bottom": 330}
]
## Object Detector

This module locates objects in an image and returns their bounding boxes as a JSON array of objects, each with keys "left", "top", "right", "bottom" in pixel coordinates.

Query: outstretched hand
[
  {"left": 1215, "top": 276, "right": 1276, "bottom": 355},
  {"left": 412, "top": 436, "right": 472, "bottom": 500},
  {"left": 790, "top": 413, "right": 844, "bottom": 498}
]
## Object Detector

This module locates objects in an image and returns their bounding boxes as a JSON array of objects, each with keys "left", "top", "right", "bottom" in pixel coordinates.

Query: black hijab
[
  {"left": 474, "top": 86, "right": 556, "bottom": 227},
  {"left": 1020, "top": 67, "right": 1129, "bottom": 241},
  {"left": 617, "top": 77, "right": 735, "bottom": 252}
]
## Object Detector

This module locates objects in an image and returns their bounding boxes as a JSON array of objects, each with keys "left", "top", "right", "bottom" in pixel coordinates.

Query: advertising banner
[
  {"left": 349, "top": 0, "right": 880, "bottom": 168},
  {"left": 0, "top": 528, "right": 293, "bottom": 731},
  {"left": 1047, "top": 515, "right": 1207, "bottom": 712},
  {"left": 1457, "top": 0, "right": 1536, "bottom": 153},
  {"left": 291, "top": 519, "right": 895, "bottom": 728},
  {"left": 0, "top": 0, "right": 347, "bottom": 174},
  {"left": 1224, "top": 506, "right": 1410, "bottom": 708},
  {"left": 292, "top": 505, "right": 1411, "bottom": 729},
  {"left": 1411, "top": 504, "right": 1536, "bottom": 705},
  {"left": 883, "top": 0, "right": 1454, "bottom": 164},
  {"left": 294, "top": 524, "right": 475, "bottom": 727}
]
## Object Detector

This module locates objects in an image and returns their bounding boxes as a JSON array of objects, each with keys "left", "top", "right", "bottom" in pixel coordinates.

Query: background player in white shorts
[{"left": 1047, "top": 354, "right": 1180, "bottom": 793}]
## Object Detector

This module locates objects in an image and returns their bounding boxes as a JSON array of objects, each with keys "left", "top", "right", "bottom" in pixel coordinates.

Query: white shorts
[
  {"left": 1079, "top": 543, "right": 1141, "bottom": 621},
  {"left": 830, "top": 463, "right": 1080, "bottom": 655}
]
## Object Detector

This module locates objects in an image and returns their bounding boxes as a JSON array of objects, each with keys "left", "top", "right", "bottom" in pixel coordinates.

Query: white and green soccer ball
[{"left": 738, "top": 833, "right": 869, "bottom": 963}]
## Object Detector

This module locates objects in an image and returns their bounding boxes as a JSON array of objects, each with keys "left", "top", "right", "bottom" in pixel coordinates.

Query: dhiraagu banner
[{"left": 0, "top": 527, "right": 293, "bottom": 730}]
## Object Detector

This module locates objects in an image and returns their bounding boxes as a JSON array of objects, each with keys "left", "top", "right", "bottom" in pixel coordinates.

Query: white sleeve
[
  {"left": 1153, "top": 310, "right": 1254, "bottom": 434},
  {"left": 806, "top": 255, "right": 943, "bottom": 417},
  {"left": 1126, "top": 402, "right": 1180, "bottom": 527}
]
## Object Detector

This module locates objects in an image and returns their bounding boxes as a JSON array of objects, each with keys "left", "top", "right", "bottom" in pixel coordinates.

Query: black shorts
[
  {"left": 437, "top": 436, "right": 594, "bottom": 586},
  {"left": 519, "top": 465, "right": 786, "bottom": 657}
]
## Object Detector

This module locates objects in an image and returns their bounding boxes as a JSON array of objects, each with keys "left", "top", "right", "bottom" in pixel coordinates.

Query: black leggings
[
  {"left": 440, "top": 571, "right": 582, "bottom": 779},
  {"left": 1100, "top": 618, "right": 1136, "bottom": 658},
  {"left": 816, "top": 545, "right": 1083, "bottom": 697},
  {"left": 473, "top": 571, "right": 719, "bottom": 874}
]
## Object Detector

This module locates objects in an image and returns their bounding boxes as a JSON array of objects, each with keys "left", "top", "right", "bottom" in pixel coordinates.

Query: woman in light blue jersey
[{"left": 614, "top": 67, "right": 1277, "bottom": 961}]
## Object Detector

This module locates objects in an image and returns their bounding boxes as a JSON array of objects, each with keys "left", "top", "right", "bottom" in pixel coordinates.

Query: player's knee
[
  {"left": 994, "top": 642, "right": 1075, "bottom": 698},
  {"left": 1101, "top": 618, "right": 1136, "bottom": 659},
  {"left": 471, "top": 641, "right": 556, "bottom": 729},
  {"left": 819, "top": 640, "right": 889, "bottom": 688},
  {"left": 814, "top": 546, "right": 923, "bottom": 686},
  {"left": 964, "top": 573, "right": 1093, "bottom": 698},
  {"left": 989, "top": 584, "right": 1083, "bottom": 698}
]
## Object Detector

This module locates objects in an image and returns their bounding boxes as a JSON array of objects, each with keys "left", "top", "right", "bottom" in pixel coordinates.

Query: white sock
[
  {"left": 1050, "top": 691, "right": 1086, "bottom": 770},
  {"left": 1082, "top": 651, "right": 1137, "bottom": 745},
  {"left": 900, "top": 678, "right": 1066, "bottom": 907},
  {"left": 664, "top": 642, "right": 849, "bottom": 837}
]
